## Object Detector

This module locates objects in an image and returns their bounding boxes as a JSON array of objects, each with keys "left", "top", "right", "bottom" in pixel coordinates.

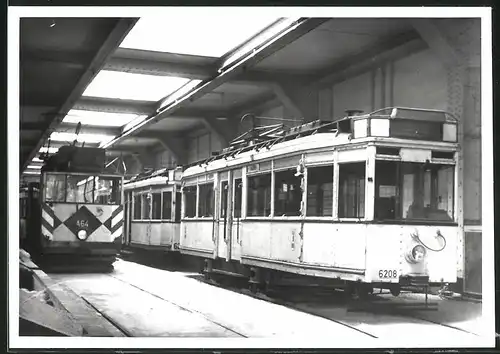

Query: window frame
[
  {"left": 42, "top": 172, "right": 122, "bottom": 205},
  {"left": 304, "top": 163, "right": 335, "bottom": 218},
  {"left": 246, "top": 170, "right": 273, "bottom": 218},
  {"left": 337, "top": 161, "right": 367, "bottom": 220},
  {"left": 162, "top": 190, "right": 173, "bottom": 221},
  {"left": 373, "top": 159, "right": 457, "bottom": 224}
]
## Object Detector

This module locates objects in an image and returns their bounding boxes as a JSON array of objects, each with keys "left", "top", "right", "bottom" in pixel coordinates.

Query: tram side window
[
  {"left": 151, "top": 192, "right": 162, "bottom": 220},
  {"left": 274, "top": 169, "right": 302, "bottom": 216},
  {"left": 162, "top": 191, "right": 172, "bottom": 220},
  {"left": 142, "top": 194, "right": 151, "bottom": 219},
  {"left": 307, "top": 165, "right": 334, "bottom": 216},
  {"left": 234, "top": 178, "right": 243, "bottom": 218},
  {"left": 184, "top": 186, "right": 197, "bottom": 218},
  {"left": 44, "top": 174, "right": 66, "bottom": 202},
  {"left": 133, "top": 194, "right": 142, "bottom": 220},
  {"left": 247, "top": 173, "right": 271, "bottom": 217},
  {"left": 95, "top": 177, "right": 121, "bottom": 204},
  {"left": 198, "top": 183, "right": 214, "bottom": 217},
  {"left": 338, "top": 163, "right": 365, "bottom": 218},
  {"left": 174, "top": 192, "right": 181, "bottom": 222}
]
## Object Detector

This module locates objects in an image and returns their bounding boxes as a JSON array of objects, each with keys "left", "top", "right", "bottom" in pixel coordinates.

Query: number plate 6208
[{"left": 378, "top": 269, "right": 398, "bottom": 279}]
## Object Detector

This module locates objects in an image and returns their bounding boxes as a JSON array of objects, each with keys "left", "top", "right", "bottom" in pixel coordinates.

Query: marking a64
[
  {"left": 378, "top": 269, "right": 398, "bottom": 279},
  {"left": 76, "top": 220, "right": 89, "bottom": 228}
]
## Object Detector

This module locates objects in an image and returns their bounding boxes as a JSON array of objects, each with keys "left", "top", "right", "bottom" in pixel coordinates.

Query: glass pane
[
  {"left": 95, "top": 177, "right": 121, "bottom": 205},
  {"left": 307, "top": 165, "right": 334, "bottom": 217},
  {"left": 198, "top": 183, "right": 214, "bottom": 217},
  {"left": 162, "top": 191, "right": 172, "bottom": 220},
  {"left": 82, "top": 70, "right": 191, "bottom": 102},
  {"left": 133, "top": 194, "right": 142, "bottom": 220},
  {"left": 234, "top": 178, "right": 242, "bottom": 218},
  {"left": 338, "top": 163, "right": 365, "bottom": 218},
  {"left": 274, "top": 169, "right": 302, "bottom": 216},
  {"left": 152, "top": 193, "right": 162, "bottom": 220},
  {"left": 221, "top": 181, "right": 228, "bottom": 218},
  {"left": 44, "top": 174, "right": 66, "bottom": 202},
  {"left": 184, "top": 186, "right": 197, "bottom": 218},
  {"left": 374, "top": 161, "right": 399, "bottom": 220},
  {"left": 247, "top": 173, "right": 271, "bottom": 217},
  {"left": 67, "top": 175, "right": 95, "bottom": 203},
  {"left": 63, "top": 109, "right": 147, "bottom": 128},
  {"left": 142, "top": 194, "right": 151, "bottom": 219},
  {"left": 120, "top": 15, "right": 281, "bottom": 57}
]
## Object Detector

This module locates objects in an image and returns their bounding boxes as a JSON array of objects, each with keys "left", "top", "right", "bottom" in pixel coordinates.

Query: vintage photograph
[{"left": 10, "top": 6, "right": 494, "bottom": 349}]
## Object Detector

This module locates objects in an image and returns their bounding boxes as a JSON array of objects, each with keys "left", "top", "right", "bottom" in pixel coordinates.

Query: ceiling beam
[
  {"left": 105, "top": 50, "right": 215, "bottom": 80},
  {"left": 128, "top": 130, "right": 184, "bottom": 162},
  {"left": 410, "top": 19, "right": 460, "bottom": 66},
  {"left": 53, "top": 122, "right": 122, "bottom": 136},
  {"left": 20, "top": 49, "right": 93, "bottom": 70},
  {"left": 22, "top": 18, "right": 139, "bottom": 172},
  {"left": 269, "top": 83, "right": 304, "bottom": 118},
  {"left": 106, "top": 47, "right": 311, "bottom": 86},
  {"left": 74, "top": 96, "right": 155, "bottom": 115},
  {"left": 227, "top": 91, "right": 277, "bottom": 118},
  {"left": 307, "top": 31, "right": 428, "bottom": 89}
]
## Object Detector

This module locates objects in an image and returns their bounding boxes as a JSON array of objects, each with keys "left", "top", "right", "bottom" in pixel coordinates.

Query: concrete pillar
[{"left": 413, "top": 18, "right": 482, "bottom": 294}]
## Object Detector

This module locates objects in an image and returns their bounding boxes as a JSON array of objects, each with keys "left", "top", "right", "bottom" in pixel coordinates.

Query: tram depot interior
[{"left": 17, "top": 15, "right": 485, "bottom": 340}]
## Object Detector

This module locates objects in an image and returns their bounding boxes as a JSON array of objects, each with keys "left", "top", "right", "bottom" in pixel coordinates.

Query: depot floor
[{"left": 47, "top": 258, "right": 489, "bottom": 347}]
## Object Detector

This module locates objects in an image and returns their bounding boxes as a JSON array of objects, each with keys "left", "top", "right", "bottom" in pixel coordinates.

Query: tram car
[
  {"left": 122, "top": 167, "right": 183, "bottom": 253},
  {"left": 179, "top": 107, "right": 460, "bottom": 297},
  {"left": 23, "top": 145, "right": 124, "bottom": 270},
  {"left": 19, "top": 182, "right": 40, "bottom": 252}
]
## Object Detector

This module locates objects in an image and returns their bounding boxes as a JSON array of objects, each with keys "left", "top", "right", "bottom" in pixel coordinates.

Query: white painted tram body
[
  {"left": 123, "top": 168, "right": 183, "bottom": 252},
  {"left": 179, "top": 107, "right": 460, "bottom": 294}
]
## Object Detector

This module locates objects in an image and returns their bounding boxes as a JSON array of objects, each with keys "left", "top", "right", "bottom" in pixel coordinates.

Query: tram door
[
  {"left": 217, "top": 173, "right": 233, "bottom": 261},
  {"left": 124, "top": 191, "right": 132, "bottom": 245}
]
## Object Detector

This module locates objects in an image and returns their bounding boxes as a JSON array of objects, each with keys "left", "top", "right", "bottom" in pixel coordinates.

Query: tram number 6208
[{"left": 378, "top": 269, "right": 397, "bottom": 279}]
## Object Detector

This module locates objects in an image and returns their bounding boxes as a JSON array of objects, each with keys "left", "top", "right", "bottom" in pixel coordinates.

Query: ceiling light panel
[
  {"left": 63, "top": 109, "right": 147, "bottom": 127},
  {"left": 119, "top": 15, "right": 281, "bottom": 58},
  {"left": 82, "top": 71, "right": 191, "bottom": 102}
]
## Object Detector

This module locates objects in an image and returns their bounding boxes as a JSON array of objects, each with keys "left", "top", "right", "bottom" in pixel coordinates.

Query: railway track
[
  {"left": 51, "top": 257, "right": 481, "bottom": 341},
  {"left": 184, "top": 271, "right": 481, "bottom": 339}
]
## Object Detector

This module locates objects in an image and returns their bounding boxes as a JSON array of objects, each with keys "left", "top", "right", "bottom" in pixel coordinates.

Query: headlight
[
  {"left": 406, "top": 244, "right": 426, "bottom": 264},
  {"left": 77, "top": 229, "right": 88, "bottom": 241}
]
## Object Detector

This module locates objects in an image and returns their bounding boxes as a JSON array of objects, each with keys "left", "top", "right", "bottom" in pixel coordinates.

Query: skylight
[
  {"left": 50, "top": 132, "right": 115, "bottom": 144},
  {"left": 63, "top": 109, "right": 147, "bottom": 128},
  {"left": 82, "top": 71, "right": 191, "bottom": 102},
  {"left": 221, "top": 18, "right": 300, "bottom": 69},
  {"left": 119, "top": 15, "right": 282, "bottom": 58},
  {"left": 27, "top": 164, "right": 42, "bottom": 169}
]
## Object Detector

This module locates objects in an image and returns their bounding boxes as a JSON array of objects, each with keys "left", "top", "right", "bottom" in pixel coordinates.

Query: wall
[{"left": 186, "top": 130, "right": 224, "bottom": 164}]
